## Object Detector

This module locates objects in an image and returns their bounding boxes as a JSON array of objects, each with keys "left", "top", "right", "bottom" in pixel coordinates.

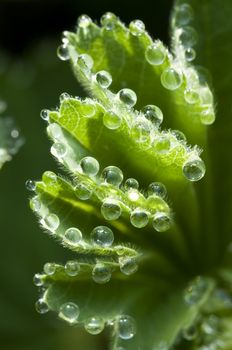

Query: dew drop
[
  {"left": 101, "top": 199, "right": 122, "bottom": 221},
  {"left": 145, "top": 42, "right": 166, "bottom": 65},
  {"left": 129, "top": 20, "right": 145, "bottom": 36},
  {"left": 184, "top": 276, "right": 209, "bottom": 305},
  {"left": 185, "top": 48, "right": 196, "bottom": 62},
  {"left": 152, "top": 212, "right": 171, "bottom": 232},
  {"left": 65, "top": 260, "right": 80, "bottom": 276},
  {"left": 100, "top": 12, "right": 117, "bottom": 30},
  {"left": 75, "top": 182, "right": 92, "bottom": 200},
  {"left": 79, "top": 101, "right": 96, "bottom": 118},
  {"left": 51, "top": 142, "right": 67, "bottom": 159},
  {"left": 119, "top": 257, "right": 138, "bottom": 275},
  {"left": 59, "top": 302, "right": 80, "bottom": 324},
  {"left": 77, "top": 54, "right": 93, "bottom": 72},
  {"left": 57, "top": 44, "right": 70, "bottom": 61},
  {"left": 148, "top": 182, "right": 167, "bottom": 198},
  {"left": 33, "top": 273, "right": 44, "bottom": 286},
  {"left": 161, "top": 68, "right": 183, "bottom": 90},
  {"left": 201, "top": 315, "right": 219, "bottom": 335},
  {"left": 91, "top": 226, "right": 114, "bottom": 247},
  {"left": 124, "top": 178, "right": 139, "bottom": 191},
  {"left": 30, "top": 196, "right": 41, "bottom": 212},
  {"left": 183, "top": 157, "right": 206, "bottom": 181},
  {"left": 43, "top": 213, "right": 60, "bottom": 232},
  {"left": 172, "top": 130, "right": 186, "bottom": 142},
  {"left": 118, "top": 88, "right": 137, "bottom": 107},
  {"left": 142, "top": 104, "right": 163, "bottom": 127},
  {"left": 43, "top": 262, "right": 56, "bottom": 275},
  {"left": 130, "top": 209, "right": 149, "bottom": 228},
  {"left": 42, "top": 171, "right": 57, "bottom": 185},
  {"left": 154, "top": 136, "right": 171, "bottom": 153},
  {"left": 85, "top": 316, "right": 105, "bottom": 335},
  {"left": 95, "top": 70, "right": 112, "bottom": 88},
  {"left": 92, "top": 263, "right": 111, "bottom": 284},
  {"left": 184, "top": 88, "right": 200, "bottom": 104},
  {"left": 80, "top": 156, "right": 99, "bottom": 176},
  {"left": 59, "top": 92, "right": 70, "bottom": 102},
  {"left": 25, "top": 179, "right": 36, "bottom": 191},
  {"left": 200, "top": 108, "right": 215, "bottom": 125},
  {"left": 35, "top": 299, "right": 49, "bottom": 314},
  {"left": 179, "top": 26, "right": 198, "bottom": 48},
  {"left": 64, "top": 227, "right": 82, "bottom": 244},
  {"left": 118, "top": 315, "right": 136, "bottom": 340},
  {"left": 77, "top": 14, "right": 92, "bottom": 28},
  {"left": 175, "top": 4, "right": 194, "bottom": 26},
  {"left": 127, "top": 189, "right": 140, "bottom": 202},
  {"left": 131, "top": 118, "right": 151, "bottom": 143},
  {"left": 40, "top": 109, "right": 49, "bottom": 121},
  {"left": 103, "top": 111, "right": 122, "bottom": 130},
  {"left": 47, "top": 123, "right": 62, "bottom": 140},
  {"left": 101, "top": 166, "right": 123, "bottom": 186},
  {"left": 183, "top": 325, "right": 197, "bottom": 341}
]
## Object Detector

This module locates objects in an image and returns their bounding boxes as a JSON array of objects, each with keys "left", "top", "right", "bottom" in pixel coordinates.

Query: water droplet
[
  {"left": 75, "top": 182, "right": 92, "bottom": 200},
  {"left": 131, "top": 118, "right": 151, "bottom": 143},
  {"left": 77, "top": 54, "right": 93, "bottom": 72},
  {"left": 145, "top": 42, "right": 166, "bottom": 65},
  {"left": 175, "top": 4, "right": 194, "bottom": 26},
  {"left": 64, "top": 227, "right": 82, "bottom": 244},
  {"left": 59, "top": 302, "right": 80, "bottom": 324},
  {"left": 185, "top": 48, "right": 196, "bottom": 62},
  {"left": 79, "top": 101, "right": 96, "bottom": 118},
  {"left": 184, "top": 89, "right": 200, "bottom": 104},
  {"left": 100, "top": 12, "right": 117, "bottom": 30},
  {"left": 84, "top": 316, "right": 105, "bottom": 335},
  {"left": 59, "top": 92, "right": 70, "bottom": 102},
  {"left": 101, "top": 199, "right": 122, "bottom": 221},
  {"left": 130, "top": 209, "right": 149, "bottom": 228},
  {"left": 118, "top": 315, "right": 136, "bottom": 340},
  {"left": 92, "top": 263, "right": 111, "bottom": 284},
  {"left": 161, "top": 68, "right": 183, "bottom": 90},
  {"left": 142, "top": 105, "right": 163, "bottom": 127},
  {"left": 42, "top": 171, "right": 57, "bottom": 185},
  {"left": 101, "top": 166, "right": 123, "bottom": 186},
  {"left": 43, "top": 262, "right": 56, "bottom": 275},
  {"left": 154, "top": 136, "right": 171, "bottom": 153},
  {"left": 91, "top": 226, "right": 114, "bottom": 247},
  {"left": 40, "top": 109, "right": 49, "bottom": 121},
  {"left": 103, "top": 111, "right": 122, "bottom": 130},
  {"left": 129, "top": 20, "right": 145, "bottom": 36},
  {"left": 57, "top": 44, "right": 70, "bottom": 61},
  {"left": 80, "top": 156, "right": 99, "bottom": 176},
  {"left": 25, "top": 179, "right": 36, "bottom": 191},
  {"left": 184, "top": 276, "right": 209, "bottom": 305},
  {"left": 118, "top": 88, "right": 137, "bottom": 107},
  {"left": 65, "top": 260, "right": 80, "bottom": 276},
  {"left": 77, "top": 14, "right": 92, "bottom": 28},
  {"left": 35, "top": 299, "right": 49, "bottom": 314},
  {"left": 152, "top": 212, "right": 171, "bottom": 232},
  {"left": 51, "top": 142, "right": 67, "bottom": 159},
  {"left": 179, "top": 26, "right": 198, "bottom": 48},
  {"left": 201, "top": 315, "right": 219, "bottom": 335},
  {"left": 183, "top": 325, "right": 197, "bottom": 340},
  {"left": 33, "top": 273, "right": 44, "bottom": 286},
  {"left": 172, "top": 130, "right": 186, "bottom": 142},
  {"left": 200, "top": 108, "right": 215, "bottom": 125},
  {"left": 124, "top": 178, "right": 139, "bottom": 191},
  {"left": 43, "top": 213, "right": 60, "bottom": 232},
  {"left": 148, "top": 182, "right": 167, "bottom": 198},
  {"left": 30, "top": 196, "right": 41, "bottom": 212},
  {"left": 183, "top": 157, "right": 206, "bottom": 181},
  {"left": 127, "top": 189, "right": 140, "bottom": 202},
  {"left": 47, "top": 123, "right": 62, "bottom": 140},
  {"left": 119, "top": 257, "right": 138, "bottom": 275},
  {"left": 95, "top": 70, "right": 112, "bottom": 88}
]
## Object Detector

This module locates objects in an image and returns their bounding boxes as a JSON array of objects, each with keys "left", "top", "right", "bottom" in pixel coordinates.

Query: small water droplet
[
  {"left": 80, "top": 156, "right": 99, "bottom": 176},
  {"left": 154, "top": 136, "right": 171, "bottom": 153},
  {"left": 40, "top": 109, "right": 49, "bottom": 121},
  {"left": 184, "top": 276, "right": 209, "bottom": 305},
  {"left": 84, "top": 316, "right": 105, "bottom": 335},
  {"left": 79, "top": 101, "right": 96, "bottom": 118},
  {"left": 64, "top": 227, "right": 82, "bottom": 244},
  {"left": 129, "top": 20, "right": 145, "bottom": 36},
  {"left": 127, "top": 189, "right": 140, "bottom": 202},
  {"left": 142, "top": 105, "right": 163, "bottom": 127},
  {"left": 172, "top": 130, "right": 186, "bottom": 142},
  {"left": 75, "top": 182, "right": 92, "bottom": 200},
  {"left": 103, "top": 111, "right": 122, "bottom": 130},
  {"left": 59, "top": 302, "right": 80, "bottom": 324},
  {"left": 77, "top": 54, "right": 93, "bottom": 72},
  {"left": 124, "top": 178, "right": 139, "bottom": 191},
  {"left": 92, "top": 263, "right": 111, "bottom": 284},
  {"left": 175, "top": 4, "right": 194, "bottom": 26},
  {"left": 118, "top": 88, "right": 137, "bottom": 107},
  {"left": 57, "top": 44, "right": 70, "bottom": 61},
  {"left": 183, "top": 325, "right": 197, "bottom": 340},
  {"left": 77, "top": 14, "right": 92, "bottom": 28},
  {"left": 51, "top": 142, "right": 67, "bottom": 159},
  {"left": 145, "top": 42, "right": 166, "bottom": 65},
  {"left": 42, "top": 171, "right": 57, "bottom": 185},
  {"left": 179, "top": 26, "right": 198, "bottom": 48},
  {"left": 65, "top": 260, "right": 80, "bottom": 276},
  {"left": 131, "top": 118, "right": 151, "bottom": 143},
  {"left": 100, "top": 12, "right": 117, "bottom": 30},
  {"left": 95, "top": 70, "right": 112, "bottom": 88},
  {"left": 152, "top": 212, "right": 171, "bottom": 232},
  {"left": 25, "top": 179, "right": 36, "bottom": 191},
  {"left": 59, "top": 92, "right": 70, "bottom": 103},
  {"left": 91, "top": 226, "right": 114, "bottom": 247},
  {"left": 118, "top": 315, "right": 136, "bottom": 340},
  {"left": 161, "top": 68, "right": 183, "bottom": 90},
  {"left": 30, "top": 196, "right": 41, "bottom": 212},
  {"left": 43, "top": 213, "right": 60, "bottom": 232},
  {"left": 35, "top": 299, "right": 49, "bottom": 314},
  {"left": 43, "top": 262, "right": 56, "bottom": 275},
  {"left": 200, "top": 108, "right": 215, "bottom": 125},
  {"left": 130, "top": 209, "right": 149, "bottom": 228},
  {"left": 119, "top": 257, "right": 138, "bottom": 275},
  {"left": 148, "top": 182, "right": 167, "bottom": 198},
  {"left": 101, "top": 166, "right": 123, "bottom": 186},
  {"left": 101, "top": 199, "right": 122, "bottom": 221},
  {"left": 185, "top": 48, "right": 196, "bottom": 62},
  {"left": 33, "top": 273, "right": 44, "bottom": 286},
  {"left": 184, "top": 88, "right": 200, "bottom": 104},
  {"left": 47, "top": 123, "right": 62, "bottom": 140},
  {"left": 183, "top": 157, "right": 206, "bottom": 181}
]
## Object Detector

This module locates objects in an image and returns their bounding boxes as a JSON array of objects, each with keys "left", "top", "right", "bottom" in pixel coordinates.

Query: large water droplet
[
  {"left": 65, "top": 260, "right": 80, "bottom": 276},
  {"left": 35, "top": 299, "right": 49, "bottom": 314},
  {"left": 64, "top": 227, "right": 82, "bottom": 244},
  {"left": 100, "top": 12, "right": 117, "bottom": 30},
  {"left": 184, "top": 88, "right": 200, "bottom": 104},
  {"left": 130, "top": 209, "right": 149, "bottom": 228},
  {"left": 183, "top": 157, "right": 206, "bottom": 181},
  {"left": 129, "top": 20, "right": 145, "bottom": 36},
  {"left": 124, "top": 178, "right": 139, "bottom": 191},
  {"left": 101, "top": 166, "right": 123, "bottom": 186},
  {"left": 40, "top": 109, "right": 49, "bottom": 121},
  {"left": 43, "top": 213, "right": 60, "bottom": 232},
  {"left": 80, "top": 156, "right": 99, "bottom": 176},
  {"left": 175, "top": 4, "right": 194, "bottom": 26},
  {"left": 51, "top": 142, "right": 67, "bottom": 159},
  {"left": 77, "top": 54, "right": 93, "bottom": 72},
  {"left": 118, "top": 315, "right": 136, "bottom": 340},
  {"left": 75, "top": 182, "right": 92, "bottom": 200},
  {"left": 131, "top": 118, "right": 151, "bottom": 143},
  {"left": 59, "top": 302, "right": 80, "bottom": 324},
  {"left": 92, "top": 263, "right": 111, "bottom": 284},
  {"left": 147, "top": 182, "right": 167, "bottom": 198},
  {"left": 84, "top": 317, "right": 105, "bottom": 335},
  {"left": 161, "top": 68, "right": 183, "bottom": 90},
  {"left": 91, "top": 226, "right": 114, "bottom": 247},
  {"left": 43, "top": 262, "right": 56, "bottom": 275},
  {"left": 119, "top": 257, "right": 138, "bottom": 275},
  {"left": 103, "top": 111, "right": 122, "bottom": 130},
  {"left": 152, "top": 212, "right": 171, "bottom": 232},
  {"left": 200, "top": 108, "right": 215, "bottom": 125},
  {"left": 101, "top": 199, "right": 122, "bottom": 221},
  {"left": 179, "top": 26, "right": 198, "bottom": 48},
  {"left": 142, "top": 104, "right": 163, "bottom": 127},
  {"left": 57, "top": 44, "right": 70, "bottom": 61},
  {"left": 118, "top": 88, "right": 137, "bottom": 107},
  {"left": 77, "top": 14, "right": 92, "bottom": 28},
  {"left": 95, "top": 70, "right": 112, "bottom": 88},
  {"left": 25, "top": 179, "right": 36, "bottom": 191},
  {"left": 79, "top": 101, "right": 96, "bottom": 118},
  {"left": 145, "top": 42, "right": 166, "bottom": 65},
  {"left": 42, "top": 171, "right": 57, "bottom": 185}
]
